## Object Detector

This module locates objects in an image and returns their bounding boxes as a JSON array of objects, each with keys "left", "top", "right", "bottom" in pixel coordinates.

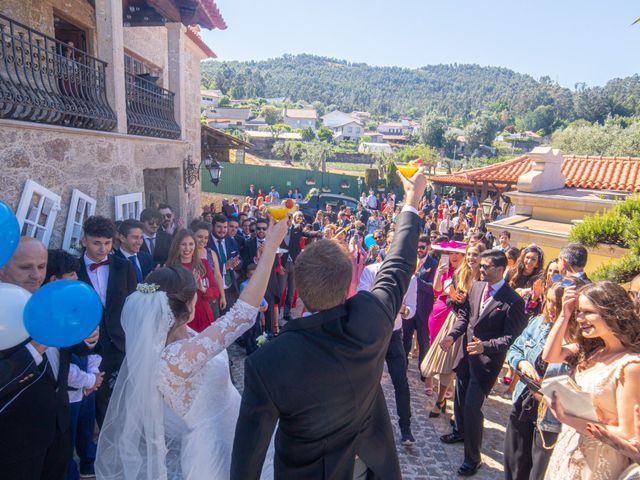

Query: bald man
[{"left": 0, "top": 237, "right": 97, "bottom": 479}]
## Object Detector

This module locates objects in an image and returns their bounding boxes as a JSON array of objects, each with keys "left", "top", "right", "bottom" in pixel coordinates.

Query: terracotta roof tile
[{"left": 432, "top": 155, "right": 640, "bottom": 192}]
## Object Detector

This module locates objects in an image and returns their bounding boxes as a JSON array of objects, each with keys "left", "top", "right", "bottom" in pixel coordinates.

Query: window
[
  {"left": 16, "top": 179, "right": 61, "bottom": 247},
  {"left": 62, "top": 189, "right": 96, "bottom": 254},
  {"left": 115, "top": 192, "right": 143, "bottom": 221},
  {"left": 346, "top": 126, "right": 352, "bottom": 133}
]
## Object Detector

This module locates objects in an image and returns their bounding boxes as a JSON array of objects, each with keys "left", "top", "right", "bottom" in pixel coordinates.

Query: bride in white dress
[{"left": 95, "top": 219, "right": 288, "bottom": 480}]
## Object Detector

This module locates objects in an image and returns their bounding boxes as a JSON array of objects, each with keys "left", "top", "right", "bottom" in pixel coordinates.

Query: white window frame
[
  {"left": 16, "top": 179, "right": 61, "bottom": 247},
  {"left": 62, "top": 189, "right": 96, "bottom": 254},
  {"left": 114, "top": 192, "right": 143, "bottom": 221}
]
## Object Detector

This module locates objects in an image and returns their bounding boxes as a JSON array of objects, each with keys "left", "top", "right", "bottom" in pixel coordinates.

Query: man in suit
[
  {"left": 558, "top": 242, "right": 590, "bottom": 283},
  {"left": 77, "top": 216, "right": 137, "bottom": 427},
  {"left": 0, "top": 237, "right": 98, "bottom": 479},
  {"left": 281, "top": 213, "right": 322, "bottom": 322},
  {"left": 139, "top": 208, "right": 172, "bottom": 266},
  {"left": 227, "top": 216, "right": 246, "bottom": 258},
  {"left": 439, "top": 249, "right": 526, "bottom": 476},
  {"left": 231, "top": 170, "right": 425, "bottom": 480},
  {"left": 114, "top": 219, "right": 154, "bottom": 282},
  {"left": 243, "top": 217, "right": 283, "bottom": 334},
  {"left": 209, "top": 214, "right": 242, "bottom": 313},
  {"left": 158, "top": 203, "right": 178, "bottom": 237},
  {"left": 402, "top": 234, "right": 438, "bottom": 375}
]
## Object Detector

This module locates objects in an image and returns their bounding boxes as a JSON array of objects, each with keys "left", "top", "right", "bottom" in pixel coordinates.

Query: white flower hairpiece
[{"left": 137, "top": 283, "right": 160, "bottom": 294}]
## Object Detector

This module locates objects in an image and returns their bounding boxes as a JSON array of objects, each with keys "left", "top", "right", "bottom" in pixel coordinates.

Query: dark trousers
[
  {"left": 504, "top": 413, "right": 558, "bottom": 480},
  {"left": 402, "top": 313, "right": 430, "bottom": 376},
  {"left": 42, "top": 428, "right": 72, "bottom": 480},
  {"left": 282, "top": 264, "right": 296, "bottom": 318},
  {"left": 454, "top": 356, "right": 486, "bottom": 466},
  {"left": 221, "top": 285, "right": 239, "bottom": 315},
  {"left": 241, "top": 313, "right": 261, "bottom": 355},
  {"left": 385, "top": 330, "right": 411, "bottom": 431},
  {"left": 95, "top": 353, "right": 123, "bottom": 429},
  {"left": 67, "top": 394, "right": 97, "bottom": 479}
]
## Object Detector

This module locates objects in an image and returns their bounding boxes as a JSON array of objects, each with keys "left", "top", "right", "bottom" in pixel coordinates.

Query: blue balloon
[
  {"left": 23, "top": 280, "right": 103, "bottom": 348},
  {"left": 0, "top": 201, "right": 20, "bottom": 269},
  {"left": 364, "top": 234, "right": 377, "bottom": 249}
]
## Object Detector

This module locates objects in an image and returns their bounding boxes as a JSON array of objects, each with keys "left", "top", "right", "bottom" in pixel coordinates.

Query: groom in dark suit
[
  {"left": 77, "top": 216, "right": 137, "bottom": 427},
  {"left": 439, "top": 249, "right": 526, "bottom": 476},
  {"left": 231, "top": 171, "right": 426, "bottom": 480}
]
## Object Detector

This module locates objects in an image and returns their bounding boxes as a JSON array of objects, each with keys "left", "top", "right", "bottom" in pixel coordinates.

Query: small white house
[
  {"left": 282, "top": 107, "right": 317, "bottom": 130},
  {"left": 201, "top": 89, "right": 223, "bottom": 108},
  {"left": 377, "top": 119, "right": 418, "bottom": 135},
  {"left": 332, "top": 120, "right": 364, "bottom": 141},
  {"left": 321, "top": 110, "right": 357, "bottom": 128},
  {"left": 358, "top": 142, "right": 393, "bottom": 154}
]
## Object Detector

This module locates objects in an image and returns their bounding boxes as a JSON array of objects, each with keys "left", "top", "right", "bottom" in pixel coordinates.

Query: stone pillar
[
  {"left": 95, "top": 0, "right": 127, "bottom": 133},
  {"left": 517, "top": 147, "right": 565, "bottom": 193},
  {"left": 166, "top": 23, "right": 186, "bottom": 140}
]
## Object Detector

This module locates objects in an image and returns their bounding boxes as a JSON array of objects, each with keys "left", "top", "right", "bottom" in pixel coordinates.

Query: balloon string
[{"left": 0, "top": 358, "right": 48, "bottom": 414}]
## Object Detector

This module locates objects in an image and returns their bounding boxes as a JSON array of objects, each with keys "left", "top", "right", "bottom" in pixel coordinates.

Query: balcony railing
[
  {"left": 0, "top": 13, "right": 116, "bottom": 131},
  {"left": 125, "top": 72, "right": 180, "bottom": 139}
]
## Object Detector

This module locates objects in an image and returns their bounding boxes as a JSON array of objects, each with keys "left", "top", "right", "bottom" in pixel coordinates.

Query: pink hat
[{"left": 431, "top": 241, "right": 467, "bottom": 254}]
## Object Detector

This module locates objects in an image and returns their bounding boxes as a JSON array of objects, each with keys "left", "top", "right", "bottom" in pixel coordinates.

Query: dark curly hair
[
  {"left": 83, "top": 215, "right": 116, "bottom": 239},
  {"left": 145, "top": 266, "right": 197, "bottom": 327}
]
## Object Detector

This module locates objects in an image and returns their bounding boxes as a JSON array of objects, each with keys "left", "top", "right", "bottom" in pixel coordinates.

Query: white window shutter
[
  {"left": 62, "top": 189, "right": 97, "bottom": 254},
  {"left": 15, "top": 179, "right": 61, "bottom": 247}
]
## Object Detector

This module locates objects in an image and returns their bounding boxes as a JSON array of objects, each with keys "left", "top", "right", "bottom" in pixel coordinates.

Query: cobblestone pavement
[{"left": 229, "top": 337, "right": 511, "bottom": 480}]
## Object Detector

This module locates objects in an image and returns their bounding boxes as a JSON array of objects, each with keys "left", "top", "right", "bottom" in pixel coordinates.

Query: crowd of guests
[{"left": 2, "top": 184, "right": 640, "bottom": 480}]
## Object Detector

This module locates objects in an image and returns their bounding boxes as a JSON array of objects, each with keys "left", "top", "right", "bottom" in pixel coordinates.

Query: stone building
[{"left": 0, "top": 0, "right": 225, "bottom": 251}]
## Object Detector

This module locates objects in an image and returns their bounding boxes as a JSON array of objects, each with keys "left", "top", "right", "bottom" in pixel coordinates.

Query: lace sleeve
[{"left": 163, "top": 300, "right": 258, "bottom": 379}]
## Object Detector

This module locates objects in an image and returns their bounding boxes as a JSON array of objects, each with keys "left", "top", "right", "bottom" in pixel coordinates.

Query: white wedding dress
[{"left": 96, "top": 292, "right": 274, "bottom": 480}]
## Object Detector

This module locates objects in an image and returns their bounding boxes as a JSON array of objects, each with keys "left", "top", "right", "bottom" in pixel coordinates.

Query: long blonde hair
[{"left": 454, "top": 243, "right": 485, "bottom": 292}]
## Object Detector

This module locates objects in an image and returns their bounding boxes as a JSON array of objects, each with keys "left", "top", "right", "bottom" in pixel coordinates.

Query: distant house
[
  {"left": 200, "top": 89, "right": 223, "bottom": 108},
  {"left": 351, "top": 111, "right": 371, "bottom": 122},
  {"left": 205, "top": 107, "right": 252, "bottom": 129},
  {"left": 377, "top": 119, "right": 418, "bottom": 135},
  {"left": 243, "top": 116, "right": 268, "bottom": 131},
  {"left": 283, "top": 107, "right": 317, "bottom": 130},
  {"left": 358, "top": 142, "right": 393, "bottom": 155},
  {"left": 322, "top": 110, "right": 357, "bottom": 128},
  {"left": 363, "top": 131, "right": 384, "bottom": 143},
  {"left": 332, "top": 119, "right": 364, "bottom": 141}
]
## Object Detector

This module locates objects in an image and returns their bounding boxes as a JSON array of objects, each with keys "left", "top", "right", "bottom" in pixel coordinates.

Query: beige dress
[
  {"left": 420, "top": 310, "right": 463, "bottom": 377},
  {"left": 545, "top": 353, "right": 640, "bottom": 480}
]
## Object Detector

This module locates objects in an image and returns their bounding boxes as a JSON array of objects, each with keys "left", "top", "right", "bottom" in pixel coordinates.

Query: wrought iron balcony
[
  {"left": 0, "top": 13, "right": 116, "bottom": 131},
  {"left": 124, "top": 72, "right": 181, "bottom": 139}
]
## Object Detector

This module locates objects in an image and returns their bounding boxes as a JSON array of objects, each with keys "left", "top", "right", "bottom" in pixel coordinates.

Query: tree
[
  {"left": 442, "top": 129, "right": 459, "bottom": 158},
  {"left": 301, "top": 126, "right": 316, "bottom": 142},
  {"left": 551, "top": 118, "right": 640, "bottom": 156},
  {"left": 301, "top": 141, "right": 333, "bottom": 171},
  {"left": 218, "top": 96, "right": 231, "bottom": 107},
  {"left": 418, "top": 113, "right": 448, "bottom": 148},
  {"left": 317, "top": 126, "right": 333, "bottom": 143},
  {"left": 262, "top": 123, "right": 291, "bottom": 141},
  {"left": 385, "top": 161, "right": 403, "bottom": 197},
  {"left": 516, "top": 105, "right": 556, "bottom": 134},
  {"left": 272, "top": 141, "right": 303, "bottom": 164},
  {"left": 464, "top": 112, "right": 501, "bottom": 153},
  {"left": 262, "top": 105, "right": 282, "bottom": 125}
]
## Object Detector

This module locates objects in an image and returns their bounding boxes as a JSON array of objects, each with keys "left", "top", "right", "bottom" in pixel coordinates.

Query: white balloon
[{"left": 0, "top": 283, "right": 31, "bottom": 350}]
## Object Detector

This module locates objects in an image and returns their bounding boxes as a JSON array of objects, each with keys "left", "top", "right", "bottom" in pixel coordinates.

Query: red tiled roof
[
  {"left": 186, "top": 26, "right": 216, "bottom": 58},
  {"left": 431, "top": 155, "right": 640, "bottom": 192},
  {"left": 197, "top": 0, "right": 227, "bottom": 30}
]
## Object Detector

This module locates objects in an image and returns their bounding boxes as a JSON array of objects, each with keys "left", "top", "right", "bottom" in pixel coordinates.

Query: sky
[{"left": 200, "top": 0, "right": 639, "bottom": 88}]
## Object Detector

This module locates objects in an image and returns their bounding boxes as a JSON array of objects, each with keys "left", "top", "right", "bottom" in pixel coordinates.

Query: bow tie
[{"left": 89, "top": 259, "right": 110, "bottom": 272}]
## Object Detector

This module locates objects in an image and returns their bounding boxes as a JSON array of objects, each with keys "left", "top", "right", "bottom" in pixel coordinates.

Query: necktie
[
  {"left": 483, "top": 285, "right": 493, "bottom": 303},
  {"left": 89, "top": 259, "right": 110, "bottom": 272},
  {"left": 148, "top": 237, "right": 156, "bottom": 254},
  {"left": 218, "top": 240, "right": 231, "bottom": 286},
  {"left": 128, "top": 255, "right": 143, "bottom": 283}
]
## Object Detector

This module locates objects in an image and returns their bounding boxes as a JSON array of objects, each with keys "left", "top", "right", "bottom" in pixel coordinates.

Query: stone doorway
[{"left": 143, "top": 167, "right": 181, "bottom": 215}]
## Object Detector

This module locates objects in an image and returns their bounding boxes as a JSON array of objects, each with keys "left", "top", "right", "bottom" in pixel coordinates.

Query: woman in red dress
[{"left": 167, "top": 229, "right": 219, "bottom": 332}]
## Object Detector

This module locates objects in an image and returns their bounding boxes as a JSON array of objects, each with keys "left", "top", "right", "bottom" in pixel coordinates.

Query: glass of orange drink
[
  {"left": 396, "top": 164, "right": 419, "bottom": 178},
  {"left": 267, "top": 199, "right": 297, "bottom": 220}
]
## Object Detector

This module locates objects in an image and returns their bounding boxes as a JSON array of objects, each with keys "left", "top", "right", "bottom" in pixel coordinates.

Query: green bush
[{"left": 569, "top": 196, "right": 640, "bottom": 281}]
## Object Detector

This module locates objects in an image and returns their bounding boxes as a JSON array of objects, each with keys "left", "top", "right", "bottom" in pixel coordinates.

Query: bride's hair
[{"left": 145, "top": 266, "right": 197, "bottom": 325}]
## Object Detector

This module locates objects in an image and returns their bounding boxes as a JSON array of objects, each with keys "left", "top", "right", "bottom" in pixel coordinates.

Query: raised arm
[
  {"left": 369, "top": 170, "right": 426, "bottom": 320},
  {"left": 163, "top": 219, "right": 289, "bottom": 380},
  {"left": 542, "top": 286, "right": 579, "bottom": 363}
]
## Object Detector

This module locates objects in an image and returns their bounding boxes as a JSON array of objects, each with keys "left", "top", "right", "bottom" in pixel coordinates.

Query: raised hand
[{"left": 397, "top": 167, "right": 427, "bottom": 209}]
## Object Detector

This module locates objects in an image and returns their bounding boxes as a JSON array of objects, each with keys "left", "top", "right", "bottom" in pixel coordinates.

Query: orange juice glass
[
  {"left": 396, "top": 164, "right": 419, "bottom": 178},
  {"left": 266, "top": 204, "right": 290, "bottom": 220}
]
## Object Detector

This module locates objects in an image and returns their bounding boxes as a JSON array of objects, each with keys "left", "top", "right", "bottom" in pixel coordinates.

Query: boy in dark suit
[
  {"left": 439, "top": 249, "right": 526, "bottom": 476},
  {"left": 114, "top": 219, "right": 154, "bottom": 282},
  {"left": 209, "top": 214, "right": 242, "bottom": 313},
  {"left": 231, "top": 170, "right": 427, "bottom": 480},
  {"left": 77, "top": 216, "right": 137, "bottom": 427},
  {"left": 139, "top": 208, "right": 172, "bottom": 267}
]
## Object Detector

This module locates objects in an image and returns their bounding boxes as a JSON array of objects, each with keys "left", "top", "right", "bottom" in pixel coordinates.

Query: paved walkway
[{"left": 228, "top": 341, "right": 511, "bottom": 479}]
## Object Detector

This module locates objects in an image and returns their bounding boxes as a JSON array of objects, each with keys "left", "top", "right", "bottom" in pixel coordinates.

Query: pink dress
[{"left": 428, "top": 266, "right": 455, "bottom": 343}]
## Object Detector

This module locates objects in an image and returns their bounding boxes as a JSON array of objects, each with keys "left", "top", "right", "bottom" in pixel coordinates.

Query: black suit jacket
[
  {"left": 243, "top": 237, "right": 281, "bottom": 301},
  {"left": 230, "top": 211, "right": 420, "bottom": 480},
  {"left": 78, "top": 254, "right": 137, "bottom": 356},
  {"left": 113, "top": 249, "right": 154, "bottom": 281},
  {"left": 0, "top": 340, "right": 91, "bottom": 462},
  {"left": 448, "top": 281, "right": 526, "bottom": 394},
  {"left": 281, "top": 224, "right": 322, "bottom": 264},
  {"left": 139, "top": 230, "right": 172, "bottom": 267},
  {"left": 209, "top": 235, "right": 242, "bottom": 291}
]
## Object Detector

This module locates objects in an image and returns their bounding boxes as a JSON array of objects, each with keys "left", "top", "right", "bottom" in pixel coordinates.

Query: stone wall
[
  {"left": 0, "top": 121, "right": 192, "bottom": 248},
  {"left": 123, "top": 26, "right": 169, "bottom": 86}
]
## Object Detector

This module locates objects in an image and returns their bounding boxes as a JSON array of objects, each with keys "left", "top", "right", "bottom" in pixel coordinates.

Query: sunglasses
[
  {"left": 479, "top": 264, "right": 494, "bottom": 270},
  {"left": 163, "top": 213, "right": 173, "bottom": 218},
  {"left": 256, "top": 227, "right": 267, "bottom": 231},
  {"left": 417, "top": 245, "right": 427, "bottom": 250},
  {"left": 146, "top": 220, "right": 159, "bottom": 226}
]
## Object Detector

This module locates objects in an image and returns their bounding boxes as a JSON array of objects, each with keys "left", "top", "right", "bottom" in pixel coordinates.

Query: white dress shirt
[
  {"left": 84, "top": 254, "right": 110, "bottom": 306},
  {"left": 68, "top": 354, "right": 102, "bottom": 403}
]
